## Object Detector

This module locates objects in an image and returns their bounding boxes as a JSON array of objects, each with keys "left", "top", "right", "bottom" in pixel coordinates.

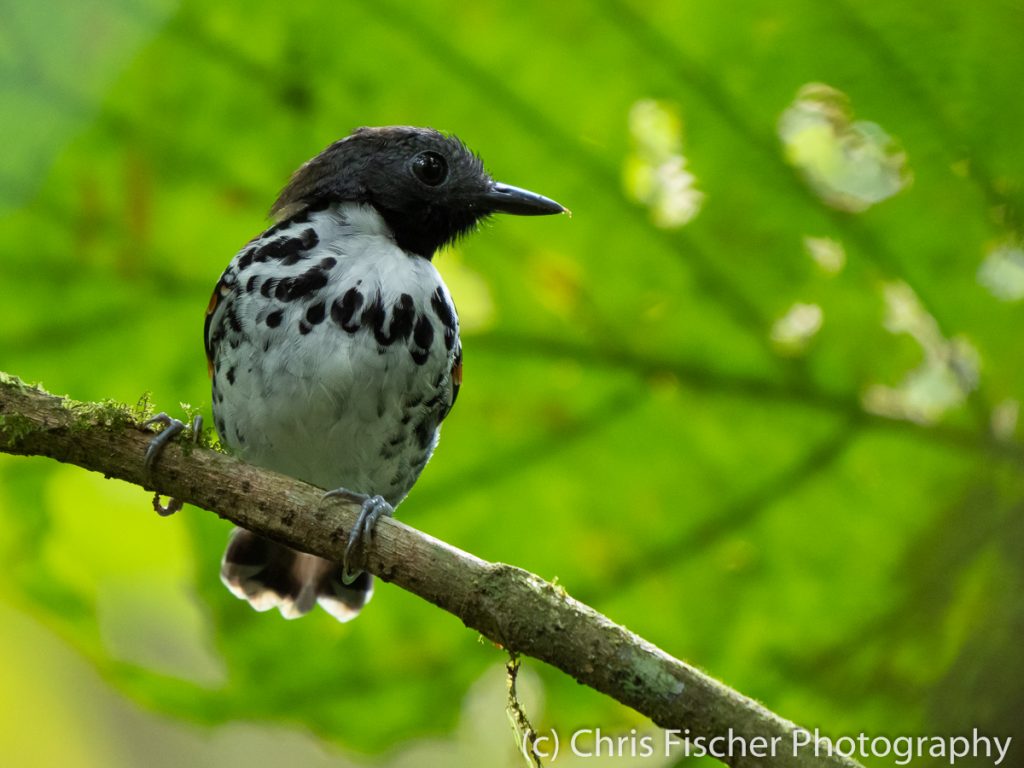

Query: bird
[{"left": 148, "top": 126, "right": 565, "bottom": 622}]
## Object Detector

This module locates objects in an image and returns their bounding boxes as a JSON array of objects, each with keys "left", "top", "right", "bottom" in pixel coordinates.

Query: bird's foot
[
  {"left": 143, "top": 412, "right": 203, "bottom": 516},
  {"left": 323, "top": 489, "right": 394, "bottom": 584}
]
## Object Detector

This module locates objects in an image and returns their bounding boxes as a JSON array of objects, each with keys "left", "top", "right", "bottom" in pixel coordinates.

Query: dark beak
[{"left": 482, "top": 182, "right": 567, "bottom": 216}]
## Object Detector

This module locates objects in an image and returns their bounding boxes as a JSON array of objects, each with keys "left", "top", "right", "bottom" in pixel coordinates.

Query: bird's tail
[{"left": 220, "top": 527, "right": 372, "bottom": 622}]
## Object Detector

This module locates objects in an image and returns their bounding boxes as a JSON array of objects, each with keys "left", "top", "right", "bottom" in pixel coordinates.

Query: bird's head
[{"left": 270, "top": 126, "right": 566, "bottom": 258}]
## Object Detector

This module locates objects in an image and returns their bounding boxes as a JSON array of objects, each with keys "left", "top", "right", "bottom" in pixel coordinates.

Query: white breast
[{"left": 207, "top": 203, "right": 460, "bottom": 504}]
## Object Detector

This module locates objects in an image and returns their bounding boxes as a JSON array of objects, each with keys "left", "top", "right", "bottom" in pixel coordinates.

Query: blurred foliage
[{"left": 2, "top": 0, "right": 1023, "bottom": 766}]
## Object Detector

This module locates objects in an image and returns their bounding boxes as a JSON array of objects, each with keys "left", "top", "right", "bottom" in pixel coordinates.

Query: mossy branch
[{"left": 0, "top": 372, "right": 862, "bottom": 768}]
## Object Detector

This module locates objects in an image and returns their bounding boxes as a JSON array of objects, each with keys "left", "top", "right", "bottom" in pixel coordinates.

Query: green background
[{"left": 2, "top": 1, "right": 1022, "bottom": 766}]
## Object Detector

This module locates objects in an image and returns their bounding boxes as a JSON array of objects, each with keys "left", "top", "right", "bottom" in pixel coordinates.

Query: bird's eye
[{"left": 411, "top": 151, "right": 448, "bottom": 186}]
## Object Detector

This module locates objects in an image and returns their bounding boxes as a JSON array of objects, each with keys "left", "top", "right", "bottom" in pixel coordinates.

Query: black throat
[{"left": 376, "top": 203, "right": 485, "bottom": 260}]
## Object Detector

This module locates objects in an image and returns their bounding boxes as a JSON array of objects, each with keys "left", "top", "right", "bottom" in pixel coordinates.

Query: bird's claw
[
  {"left": 145, "top": 413, "right": 183, "bottom": 468},
  {"left": 144, "top": 412, "right": 202, "bottom": 516},
  {"left": 324, "top": 489, "right": 394, "bottom": 584}
]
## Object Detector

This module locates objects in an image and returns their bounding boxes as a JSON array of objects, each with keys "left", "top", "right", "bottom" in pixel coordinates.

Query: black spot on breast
[
  {"left": 388, "top": 294, "right": 416, "bottom": 343},
  {"left": 431, "top": 288, "right": 457, "bottom": 351},
  {"left": 237, "top": 248, "right": 255, "bottom": 272},
  {"left": 215, "top": 416, "right": 226, "bottom": 436},
  {"left": 413, "top": 419, "right": 435, "bottom": 450},
  {"left": 361, "top": 295, "right": 387, "bottom": 345},
  {"left": 306, "top": 301, "right": 325, "bottom": 325},
  {"left": 411, "top": 315, "right": 434, "bottom": 364},
  {"left": 320, "top": 257, "right": 337, "bottom": 270},
  {"left": 284, "top": 266, "right": 329, "bottom": 301},
  {"left": 253, "top": 241, "right": 278, "bottom": 263},
  {"left": 283, "top": 228, "right": 319, "bottom": 265},
  {"left": 413, "top": 315, "right": 434, "bottom": 349},
  {"left": 226, "top": 304, "right": 242, "bottom": 333},
  {"left": 253, "top": 227, "right": 320, "bottom": 266},
  {"left": 331, "top": 288, "right": 363, "bottom": 332},
  {"left": 260, "top": 278, "right": 278, "bottom": 298},
  {"left": 361, "top": 293, "right": 419, "bottom": 347},
  {"left": 226, "top": 366, "right": 236, "bottom": 385},
  {"left": 245, "top": 274, "right": 259, "bottom": 293},
  {"left": 266, "top": 310, "right": 283, "bottom": 328},
  {"left": 299, "top": 321, "right": 312, "bottom": 335},
  {"left": 412, "top": 452, "right": 430, "bottom": 473},
  {"left": 274, "top": 278, "right": 293, "bottom": 301}
]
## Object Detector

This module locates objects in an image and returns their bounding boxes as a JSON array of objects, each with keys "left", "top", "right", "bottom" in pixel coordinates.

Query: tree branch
[{"left": 0, "top": 372, "right": 862, "bottom": 768}]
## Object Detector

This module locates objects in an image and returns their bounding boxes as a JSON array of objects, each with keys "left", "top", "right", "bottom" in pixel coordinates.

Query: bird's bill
[{"left": 482, "top": 182, "right": 567, "bottom": 216}]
